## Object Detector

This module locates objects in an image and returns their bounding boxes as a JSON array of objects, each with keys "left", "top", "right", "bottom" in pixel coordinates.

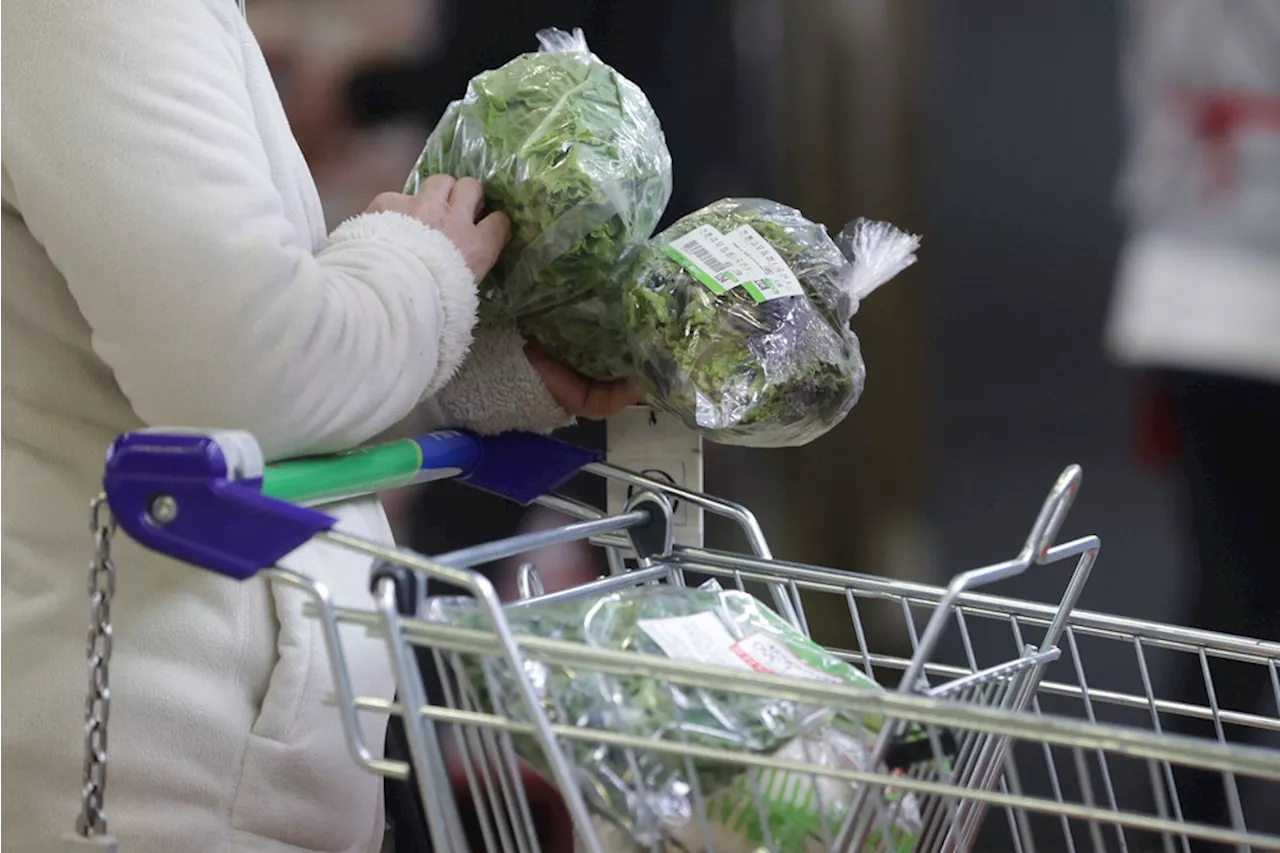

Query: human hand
[
  {"left": 367, "top": 175, "right": 510, "bottom": 280},
  {"left": 524, "top": 342, "right": 645, "bottom": 421}
]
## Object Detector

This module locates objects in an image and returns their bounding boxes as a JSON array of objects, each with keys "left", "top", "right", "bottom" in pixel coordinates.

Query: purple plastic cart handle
[
  {"left": 102, "top": 429, "right": 601, "bottom": 581},
  {"left": 103, "top": 431, "right": 337, "bottom": 580}
]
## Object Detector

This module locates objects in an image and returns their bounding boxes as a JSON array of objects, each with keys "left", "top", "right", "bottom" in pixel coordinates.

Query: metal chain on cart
[{"left": 76, "top": 495, "right": 118, "bottom": 839}]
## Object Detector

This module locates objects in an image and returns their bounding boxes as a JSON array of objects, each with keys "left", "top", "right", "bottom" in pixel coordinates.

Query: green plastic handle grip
[{"left": 260, "top": 439, "right": 441, "bottom": 507}]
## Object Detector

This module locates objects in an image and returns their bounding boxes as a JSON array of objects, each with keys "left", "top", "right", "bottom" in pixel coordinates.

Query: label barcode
[{"left": 681, "top": 239, "right": 730, "bottom": 275}]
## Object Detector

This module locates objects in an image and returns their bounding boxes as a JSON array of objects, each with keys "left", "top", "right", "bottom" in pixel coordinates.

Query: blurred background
[{"left": 247, "top": 0, "right": 1277, "bottom": 849}]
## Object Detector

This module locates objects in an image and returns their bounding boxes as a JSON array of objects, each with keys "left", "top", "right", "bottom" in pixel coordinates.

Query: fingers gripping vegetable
[{"left": 409, "top": 28, "right": 672, "bottom": 322}]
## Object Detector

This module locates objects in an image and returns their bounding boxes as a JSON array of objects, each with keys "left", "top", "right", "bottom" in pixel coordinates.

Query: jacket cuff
[
  {"left": 433, "top": 324, "right": 575, "bottom": 436},
  {"left": 329, "top": 211, "right": 478, "bottom": 395}
]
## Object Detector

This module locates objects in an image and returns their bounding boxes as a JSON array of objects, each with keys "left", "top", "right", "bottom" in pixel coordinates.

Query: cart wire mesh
[
  {"left": 71, "top": 431, "right": 1280, "bottom": 853},
  {"left": 287, "top": 464, "right": 1280, "bottom": 853}
]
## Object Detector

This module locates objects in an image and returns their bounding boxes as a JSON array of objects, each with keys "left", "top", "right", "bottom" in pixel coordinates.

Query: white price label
[
  {"left": 637, "top": 617, "right": 844, "bottom": 686},
  {"left": 729, "top": 632, "right": 845, "bottom": 684},
  {"left": 637, "top": 612, "right": 750, "bottom": 670},
  {"left": 726, "top": 225, "right": 806, "bottom": 301},
  {"left": 663, "top": 224, "right": 805, "bottom": 303}
]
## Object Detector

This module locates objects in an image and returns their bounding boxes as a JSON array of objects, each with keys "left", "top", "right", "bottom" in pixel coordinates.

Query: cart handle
[{"left": 102, "top": 429, "right": 599, "bottom": 581}]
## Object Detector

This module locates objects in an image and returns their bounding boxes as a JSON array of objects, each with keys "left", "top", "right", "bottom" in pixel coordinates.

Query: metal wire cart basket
[{"left": 66, "top": 428, "right": 1280, "bottom": 852}]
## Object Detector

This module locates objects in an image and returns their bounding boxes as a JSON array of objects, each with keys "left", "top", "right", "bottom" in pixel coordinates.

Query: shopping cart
[{"left": 65, "top": 428, "right": 1280, "bottom": 852}]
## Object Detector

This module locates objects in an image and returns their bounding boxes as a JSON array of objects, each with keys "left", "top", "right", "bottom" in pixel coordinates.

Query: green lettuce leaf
[
  {"left": 409, "top": 29, "right": 671, "bottom": 323},
  {"left": 622, "top": 199, "right": 868, "bottom": 448}
]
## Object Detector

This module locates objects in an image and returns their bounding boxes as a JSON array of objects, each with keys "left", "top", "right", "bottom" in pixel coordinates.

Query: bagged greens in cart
[
  {"left": 525, "top": 199, "right": 920, "bottom": 448},
  {"left": 428, "top": 581, "right": 924, "bottom": 851},
  {"left": 408, "top": 28, "right": 672, "bottom": 322}
]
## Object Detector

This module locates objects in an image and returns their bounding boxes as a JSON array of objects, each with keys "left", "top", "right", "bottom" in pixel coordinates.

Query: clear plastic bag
[
  {"left": 518, "top": 250, "right": 644, "bottom": 381},
  {"left": 408, "top": 28, "right": 672, "bottom": 322},
  {"left": 520, "top": 289, "right": 638, "bottom": 381},
  {"left": 529, "top": 199, "right": 920, "bottom": 447},
  {"left": 428, "top": 581, "right": 923, "bottom": 850}
]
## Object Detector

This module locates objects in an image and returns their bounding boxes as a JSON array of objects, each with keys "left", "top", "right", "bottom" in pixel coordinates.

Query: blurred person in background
[
  {"left": 1106, "top": 0, "right": 1280, "bottom": 840},
  {"left": 249, "top": 0, "right": 445, "bottom": 227}
]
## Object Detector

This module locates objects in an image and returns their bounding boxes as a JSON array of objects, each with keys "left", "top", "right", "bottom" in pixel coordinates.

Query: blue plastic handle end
[{"left": 104, "top": 431, "right": 336, "bottom": 580}]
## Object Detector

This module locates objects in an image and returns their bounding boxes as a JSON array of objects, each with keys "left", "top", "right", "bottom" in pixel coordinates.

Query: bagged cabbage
[
  {"left": 409, "top": 28, "right": 672, "bottom": 322},
  {"left": 525, "top": 199, "right": 919, "bottom": 447},
  {"left": 625, "top": 200, "right": 919, "bottom": 447},
  {"left": 579, "top": 723, "right": 925, "bottom": 853},
  {"left": 429, "top": 581, "right": 926, "bottom": 851}
]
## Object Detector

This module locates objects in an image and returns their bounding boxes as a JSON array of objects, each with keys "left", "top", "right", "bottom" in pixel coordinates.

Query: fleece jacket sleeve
[
  {"left": 432, "top": 324, "right": 576, "bottom": 436},
  {"left": 1, "top": 0, "right": 490, "bottom": 461}
]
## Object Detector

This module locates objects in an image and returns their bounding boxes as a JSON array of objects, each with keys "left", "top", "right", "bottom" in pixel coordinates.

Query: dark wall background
[
  {"left": 926, "top": 6, "right": 1198, "bottom": 846},
  {"left": 926, "top": 0, "right": 1189, "bottom": 634}
]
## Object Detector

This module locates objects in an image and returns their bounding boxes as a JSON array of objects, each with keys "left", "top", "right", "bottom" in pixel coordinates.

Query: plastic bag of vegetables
[
  {"left": 408, "top": 28, "right": 672, "bottom": 322},
  {"left": 428, "top": 581, "right": 925, "bottom": 851},
  {"left": 525, "top": 199, "right": 920, "bottom": 447},
  {"left": 576, "top": 727, "right": 925, "bottom": 852}
]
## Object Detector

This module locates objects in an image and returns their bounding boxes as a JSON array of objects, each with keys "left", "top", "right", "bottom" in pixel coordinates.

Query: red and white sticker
[
  {"left": 730, "top": 632, "right": 846, "bottom": 685},
  {"left": 637, "top": 613, "right": 843, "bottom": 685}
]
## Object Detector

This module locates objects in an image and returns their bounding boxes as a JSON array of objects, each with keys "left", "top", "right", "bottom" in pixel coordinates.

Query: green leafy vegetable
[
  {"left": 623, "top": 201, "right": 877, "bottom": 447},
  {"left": 409, "top": 28, "right": 671, "bottom": 322},
  {"left": 428, "top": 582, "right": 904, "bottom": 849},
  {"left": 527, "top": 199, "right": 918, "bottom": 447},
  {"left": 406, "top": 29, "right": 917, "bottom": 449},
  {"left": 518, "top": 250, "right": 643, "bottom": 381}
]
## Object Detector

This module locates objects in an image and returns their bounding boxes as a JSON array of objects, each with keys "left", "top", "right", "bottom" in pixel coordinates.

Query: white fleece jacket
[{"left": 0, "top": 0, "right": 569, "bottom": 850}]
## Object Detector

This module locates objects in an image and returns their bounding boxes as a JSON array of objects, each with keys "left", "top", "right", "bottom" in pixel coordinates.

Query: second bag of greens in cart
[
  {"left": 428, "top": 581, "right": 927, "bottom": 852},
  {"left": 409, "top": 28, "right": 920, "bottom": 447}
]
